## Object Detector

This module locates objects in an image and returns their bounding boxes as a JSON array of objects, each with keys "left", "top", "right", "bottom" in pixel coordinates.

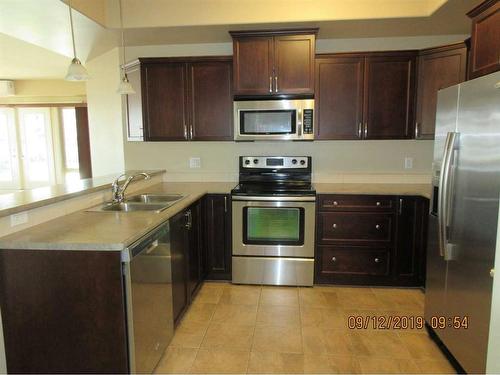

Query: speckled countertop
[
  {"left": 0, "top": 181, "right": 431, "bottom": 251},
  {"left": 0, "top": 182, "right": 235, "bottom": 251},
  {"left": 0, "top": 170, "right": 166, "bottom": 218}
]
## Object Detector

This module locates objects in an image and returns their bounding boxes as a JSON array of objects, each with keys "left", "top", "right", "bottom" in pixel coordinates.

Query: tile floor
[{"left": 154, "top": 282, "right": 456, "bottom": 374}]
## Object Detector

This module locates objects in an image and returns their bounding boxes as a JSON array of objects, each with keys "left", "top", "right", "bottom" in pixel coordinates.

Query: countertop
[
  {"left": 0, "top": 170, "right": 166, "bottom": 218},
  {"left": 0, "top": 181, "right": 431, "bottom": 251}
]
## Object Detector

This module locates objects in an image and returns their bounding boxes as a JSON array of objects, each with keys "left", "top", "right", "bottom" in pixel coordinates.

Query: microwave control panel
[{"left": 303, "top": 109, "right": 313, "bottom": 134}]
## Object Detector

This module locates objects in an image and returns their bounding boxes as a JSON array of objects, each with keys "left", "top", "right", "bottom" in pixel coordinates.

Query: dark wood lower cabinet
[
  {"left": 203, "top": 194, "right": 232, "bottom": 280},
  {"left": 187, "top": 200, "right": 203, "bottom": 297},
  {"left": 315, "top": 194, "right": 428, "bottom": 286},
  {"left": 0, "top": 250, "right": 128, "bottom": 373}
]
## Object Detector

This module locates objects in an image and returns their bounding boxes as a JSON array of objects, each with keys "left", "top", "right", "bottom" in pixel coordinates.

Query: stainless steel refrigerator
[{"left": 425, "top": 70, "right": 500, "bottom": 374}]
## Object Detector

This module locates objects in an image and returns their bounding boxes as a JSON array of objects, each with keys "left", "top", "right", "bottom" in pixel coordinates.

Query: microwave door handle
[{"left": 297, "top": 109, "right": 302, "bottom": 136}]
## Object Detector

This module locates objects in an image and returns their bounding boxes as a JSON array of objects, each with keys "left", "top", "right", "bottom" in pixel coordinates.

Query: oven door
[{"left": 232, "top": 197, "right": 315, "bottom": 257}]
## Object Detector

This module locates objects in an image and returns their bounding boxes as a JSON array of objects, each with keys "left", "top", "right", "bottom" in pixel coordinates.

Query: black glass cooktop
[{"left": 231, "top": 182, "right": 316, "bottom": 196}]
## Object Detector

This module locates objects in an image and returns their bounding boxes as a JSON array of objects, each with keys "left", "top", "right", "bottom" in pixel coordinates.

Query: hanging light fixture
[
  {"left": 65, "top": 0, "right": 89, "bottom": 81},
  {"left": 116, "top": 0, "right": 135, "bottom": 94}
]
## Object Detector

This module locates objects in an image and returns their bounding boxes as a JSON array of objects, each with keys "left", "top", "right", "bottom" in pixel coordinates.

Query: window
[
  {"left": 0, "top": 108, "right": 20, "bottom": 188},
  {"left": 60, "top": 108, "right": 80, "bottom": 183}
]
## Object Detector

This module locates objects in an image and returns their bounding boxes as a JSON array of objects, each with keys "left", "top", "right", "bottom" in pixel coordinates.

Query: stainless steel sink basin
[
  {"left": 87, "top": 193, "right": 186, "bottom": 213},
  {"left": 94, "top": 202, "right": 170, "bottom": 213},
  {"left": 126, "top": 193, "right": 186, "bottom": 204}
]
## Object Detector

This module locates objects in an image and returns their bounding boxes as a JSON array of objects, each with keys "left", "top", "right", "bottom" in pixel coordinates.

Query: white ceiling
[{"left": 0, "top": 0, "right": 481, "bottom": 80}]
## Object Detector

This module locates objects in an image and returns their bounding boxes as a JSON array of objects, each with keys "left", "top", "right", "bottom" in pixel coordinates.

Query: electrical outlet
[
  {"left": 10, "top": 212, "right": 28, "bottom": 227},
  {"left": 189, "top": 157, "right": 201, "bottom": 169},
  {"left": 404, "top": 157, "right": 414, "bottom": 169}
]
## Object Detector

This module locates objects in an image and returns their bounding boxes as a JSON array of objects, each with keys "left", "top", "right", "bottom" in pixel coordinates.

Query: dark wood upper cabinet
[
  {"left": 364, "top": 52, "right": 417, "bottom": 140},
  {"left": 136, "top": 57, "right": 233, "bottom": 142},
  {"left": 142, "top": 62, "right": 188, "bottom": 141},
  {"left": 230, "top": 29, "right": 318, "bottom": 97},
  {"left": 189, "top": 60, "right": 233, "bottom": 140},
  {"left": 415, "top": 43, "right": 468, "bottom": 140},
  {"left": 232, "top": 36, "right": 274, "bottom": 96},
  {"left": 467, "top": 0, "right": 500, "bottom": 79},
  {"left": 315, "top": 55, "right": 364, "bottom": 140}
]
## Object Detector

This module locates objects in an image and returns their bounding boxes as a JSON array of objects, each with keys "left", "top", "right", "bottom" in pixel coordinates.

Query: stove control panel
[{"left": 241, "top": 156, "right": 309, "bottom": 169}]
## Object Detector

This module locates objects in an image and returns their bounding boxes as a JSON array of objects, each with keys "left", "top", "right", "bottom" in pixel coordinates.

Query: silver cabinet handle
[
  {"left": 332, "top": 223, "right": 337, "bottom": 229},
  {"left": 224, "top": 196, "right": 227, "bottom": 213},
  {"left": 275, "top": 76, "right": 278, "bottom": 92},
  {"left": 189, "top": 126, "right": 193, "bottom": 140},
  {"left": 491, "top": 269, "right": 495, "bottom": 278},
  {"left": 269, "top": 76, "right": 272, "bottom": 93},
  {"left": 183, "top": 124, "right": 188, "bottom": 139},
  {"left": 376, "top": 201, "right": 381, "bottom": 206},
  {"left": 415, "top": 122, "right": 420, "bottom": 138},
  {"left": 358, "top": 123, "right": 362, "bottom": 138},
  {"left": 375, "top": 224, "right": 381, "bottom": 230},
  {"left": 399, "top": 198, "right": 403, "bottom": 215},
  {"left": 333, "top": 201, "right": 338, "bottom": 206},
  {"left": 438, "top": 132, "right": 459, "bottom": 257},
  {"left": 364, "top": 123, "right": 368, "bottom": 138},
  {"left": 374, "top": 258, "right": 380, "bottom": 263},
  {"left": 331, "top": 257, "right": 337, "bottom": 262},
  {"left": 185, "top": 210, "right": 192, "bottom": 230}
]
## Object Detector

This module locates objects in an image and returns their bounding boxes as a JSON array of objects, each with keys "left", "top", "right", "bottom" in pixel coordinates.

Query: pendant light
[
  {"left": 116, "top": 0, "right": 135, "bottom": 94},
  {"left": 65, "top": 0, "right": 89, "bottom": 81}
]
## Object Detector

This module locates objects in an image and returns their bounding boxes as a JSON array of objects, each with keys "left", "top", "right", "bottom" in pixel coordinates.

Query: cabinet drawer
[
  {"left": 318, "top": 212, "right": 393, "bottom": 243},
  {"left": 319, "top": 246, "right": 390, "bottom": 276},
  {"left": 318, "top": 194, "right": 395, "bottom": 212}
]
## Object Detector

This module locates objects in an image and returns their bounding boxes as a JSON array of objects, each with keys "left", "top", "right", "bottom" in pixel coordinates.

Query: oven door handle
[{"left": 231, "top": 195, "right": 316, "bottom": 202}]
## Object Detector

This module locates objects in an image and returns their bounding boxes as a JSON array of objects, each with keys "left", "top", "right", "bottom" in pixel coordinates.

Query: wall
[
  {"left": 122, "top": 35, "right": 467, "bottom": 183},
  {"left": 0, "top": 79, "right": 86, "bottom": 105},
  {"left": 85, "top": 47, "right": 125, "bottom": 177}
]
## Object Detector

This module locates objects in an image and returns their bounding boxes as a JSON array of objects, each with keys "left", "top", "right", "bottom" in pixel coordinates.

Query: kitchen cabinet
[
  {"left": 415, "top": 43, "right": 468, "bottom": 139},
  {"left": 187, "top": 200, "right": 203, "bottom": 297},
  {"left": 203, "top": 194, "right": 232, "bottom": 280},
  {"left": 315, "top": 56, "right": 364, "bottom": 140},
  {"left": 169, "top": 209, "right": 190, "bottom": 325},
  {"left": 315, "top": 194, "right": 428, "bottom": 286},
  {"left": 230, "top": 29, "right": 317, "bottom": 97},
  {"left": 134, "top": 57, "right": 232, "bottom": 141},
  {"left": 395, "top": 196, "right": 429, "bottom": 286},
  {"left": 467, "top": 0, "right": 500, "bottom": 79},
  {"left": 364, "top": 52, "right": 417, "bottom": 139},
  {"left": 315, "top": 51, "right": 417, "bottom": 140},
  {"left": 0, "top": 250, "right": 129, "bottom": 373}
]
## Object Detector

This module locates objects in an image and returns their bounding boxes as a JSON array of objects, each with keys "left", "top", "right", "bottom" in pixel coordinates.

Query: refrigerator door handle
[{"left": 438, "top": 131, "right": 459, "bottom": 257}]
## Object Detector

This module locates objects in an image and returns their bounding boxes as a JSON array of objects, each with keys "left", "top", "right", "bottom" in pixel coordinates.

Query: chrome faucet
[{"left": 111, "top": 172, "right": 151, "bottom": 203}]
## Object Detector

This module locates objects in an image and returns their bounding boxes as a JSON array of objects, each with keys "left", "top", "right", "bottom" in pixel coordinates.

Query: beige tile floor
[{"left": 154, "top": 282, "right": 456, "bottom": 374}]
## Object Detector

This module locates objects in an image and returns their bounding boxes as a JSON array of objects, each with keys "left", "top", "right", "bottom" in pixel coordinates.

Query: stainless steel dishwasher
[{"left": 122, "top": 222, "right": 174, "bottom": 374}]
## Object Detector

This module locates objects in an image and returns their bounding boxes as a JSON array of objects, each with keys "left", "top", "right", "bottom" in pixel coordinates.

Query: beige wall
[
  {"left": 86, "top": 47, "right": 125, "bottom": 177},
  {"left": 122, "top": 35, "right": 466, "bottom": 183}
]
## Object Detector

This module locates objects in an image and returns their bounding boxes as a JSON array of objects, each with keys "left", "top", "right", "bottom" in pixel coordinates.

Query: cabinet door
[
  {"left": 188, "top": 61, "right": 233, "bottom": 140},
  {"left": 187, "top": 202, "right": 203, "bottom": 297},
  {"left": 467, "top": 0, "right": 500, "bottom": 79},
  {"left": 169, "top": 210, "right": 189, "bottom": 325},
  {"left": 203, "top": 194, "right": 232, "bottom": 280},
  {"left": 142, "top": 63, "right": 188, "bottom": 141},
  {"left": 315, "top": 56, "right": 364, "bottom": 139},
  {"left": 416, "top": 44, "right": 467, "bottom": 139},
  {"left": 233, "top": 37, "right": 274, "bottom": 96},
  {"left": 274, "top": 35, "right": 315, "bottom": 95},
  {"left": 394, "top": 197, "right": 429, "bottom": 286},
  {"left": 364, "top": 53, "right": 417, "bottom": 139}
]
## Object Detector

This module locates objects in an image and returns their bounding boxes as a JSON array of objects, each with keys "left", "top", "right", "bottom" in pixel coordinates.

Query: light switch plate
[
  {"left": 189, "top": 157, "right": 201, "bottom": 169},
  {"left": 404, "top": 157, "right": 414, "bottom": 169},
  {"left": 10, "top": 212, "right": 28, "bottom": 227}
]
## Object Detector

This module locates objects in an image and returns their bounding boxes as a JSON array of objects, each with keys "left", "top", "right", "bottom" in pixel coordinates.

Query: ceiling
[{"left": 0, "top": 0, "right": 482, "bottom": 80}]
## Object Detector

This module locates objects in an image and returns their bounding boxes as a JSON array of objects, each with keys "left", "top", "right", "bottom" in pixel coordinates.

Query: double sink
[{"left": 88, "top": 193, "right": 186, "bottom": 213}]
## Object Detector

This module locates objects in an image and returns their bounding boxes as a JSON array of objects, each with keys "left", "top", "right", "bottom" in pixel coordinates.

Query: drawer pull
[
  {"left": 331, "top": 256, "right": 337, "bottom": 262},
  {"left": 332, "top": 223, "right": 337, "bottom": 229},
  {"left": 374, "top": 258, "right": 380, "bottom": 263},
  {"left": 376, "top": 201, "right": 381, "bottom": 206},
  {"left": 333, "top": 201, "right": 338, "bottom": 206},
  {"left": 375, "top": 224, "right": 381, "bottom": 230}
]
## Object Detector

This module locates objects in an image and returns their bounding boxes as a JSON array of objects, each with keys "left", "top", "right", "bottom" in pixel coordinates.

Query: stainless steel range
[{"left": 231, "top": 156, "right": 316, "bottom": 286}]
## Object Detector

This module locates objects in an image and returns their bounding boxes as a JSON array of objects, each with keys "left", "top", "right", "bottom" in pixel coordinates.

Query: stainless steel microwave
[{"left": 233, "top": 99, "right": 314, "bottom": 141}]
